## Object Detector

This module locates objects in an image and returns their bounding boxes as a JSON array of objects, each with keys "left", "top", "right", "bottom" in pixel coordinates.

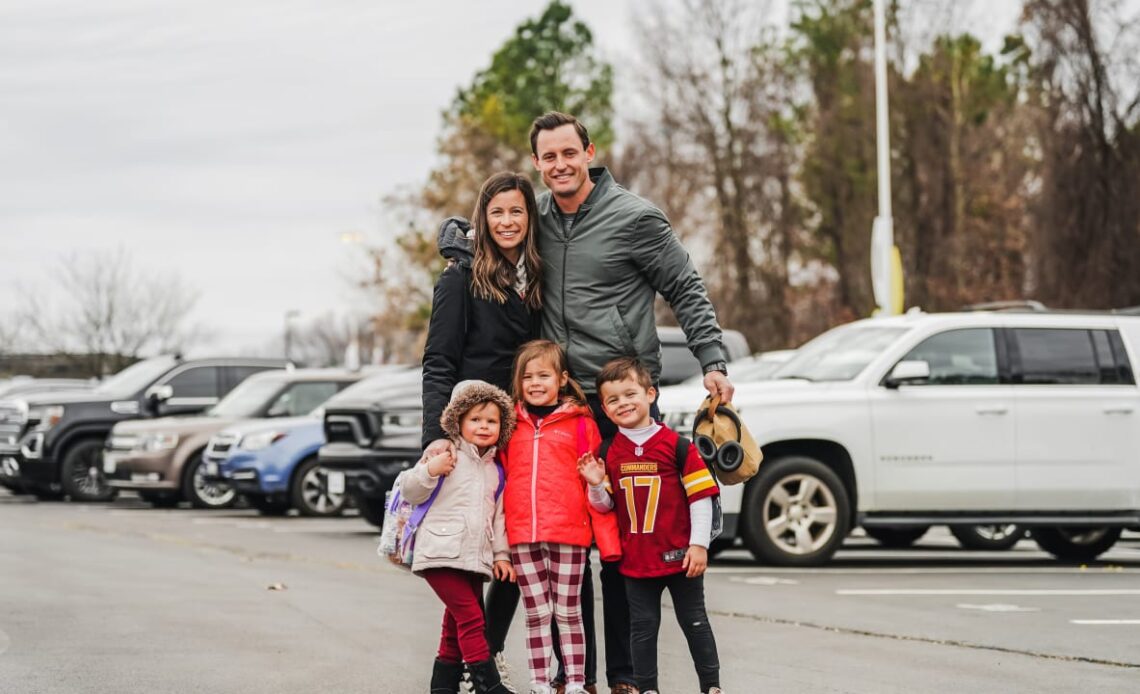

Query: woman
[{"left": 421, "top": 171, "right": 541, "bottom": 692}]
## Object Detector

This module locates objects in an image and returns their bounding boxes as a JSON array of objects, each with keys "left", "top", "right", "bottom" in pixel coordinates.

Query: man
[{"left": 529, "top": 111, "right": 734, "bottom": 694}]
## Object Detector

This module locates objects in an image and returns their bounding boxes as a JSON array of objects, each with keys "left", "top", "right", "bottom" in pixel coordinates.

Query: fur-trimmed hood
[{"left": 440, "top": 379, "right": 516, "bottom": 449}]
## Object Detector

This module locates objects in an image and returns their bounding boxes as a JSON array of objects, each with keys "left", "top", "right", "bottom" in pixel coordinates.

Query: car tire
[
  {"left": 248, "top": 494, "right": 291, "bottom": 516},
  {"left": 32, "top": 487, "right": 65, "bottom": 501},
  {"left": 60, "top": 439, "right": 118, "bottom": 502},
  {"left": 182, "top": 450, "right": 236, "bottom": 509},
  {"left": 864, "top": 525, "right": 930, "bottom": 548},
  {"left": 707, "top": 537, "right": 735, "bottom": 559},
  {"left": 357, "top": 497, "right": 387, "bottom": 528},
  {"left": 1032, "top": 527, "right": 1121, "bottom": 562},
  {"left": 739, "top": 456, "right": 850, "bottom": 566},
  {"left": 139, "top": 491, "right": 181, "bottom": 508},
  {"left": 950, "top": 524, "right": 1025, "bottom": 551},
  {"left": 291, "top": 457, "right": 347, "bottom": 517}
]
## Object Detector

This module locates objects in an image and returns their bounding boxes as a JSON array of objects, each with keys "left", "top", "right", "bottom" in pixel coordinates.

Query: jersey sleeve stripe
[
  {"left": 685, "top": 477, "right": 717, "bottom": 496},
  {"left": 682, "top": 469, "right": 714, "bottom": 487}
]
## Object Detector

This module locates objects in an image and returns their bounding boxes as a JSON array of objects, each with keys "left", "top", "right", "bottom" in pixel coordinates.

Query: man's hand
[
  {"left": 493, "top": 560, "right": 516, "bottom": 583},
  {"left": 703, "top": 370, "right": 735, "bottom": 404},
  {"left": 424, "top": 438, "right": 455, "bottom": 459},
  {"left": 425, "top": 449, "right": 456, "bottom": 477},
  {"left": 577, "top": 452, "right": 606, "bottom": 486},
  {"left": 682, "top": 544, "right": 709, "bottom": 578}
]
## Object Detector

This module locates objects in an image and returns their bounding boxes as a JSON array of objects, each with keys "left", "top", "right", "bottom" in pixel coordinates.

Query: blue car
[{"left": 204, "top": 414, "right": 341, "bottom": 516}]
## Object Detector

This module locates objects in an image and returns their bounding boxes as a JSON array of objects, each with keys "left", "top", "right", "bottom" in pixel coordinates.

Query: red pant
[{"left": 423, "top": 568, "right": 490, "bottom": 664}]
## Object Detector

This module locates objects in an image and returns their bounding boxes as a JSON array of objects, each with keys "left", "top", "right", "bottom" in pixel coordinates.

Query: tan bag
[{"left": 691, "top": 395, "right": 762, "bottom": 485}]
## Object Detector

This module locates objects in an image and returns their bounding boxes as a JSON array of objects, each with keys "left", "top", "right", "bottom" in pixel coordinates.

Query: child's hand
[
  {"left": 682, "top": 545, "right": 708, "bottom": 577},
  {"left": 424, "top": 438, "right": 455, "bottom": 460},
  {"left": 493, "top": 560, "right": 516, "bottom": 583},
  {"left": 577, "top": 453, "right": 606, "bottom": 486},
  {"left": 425, "top": 449, "right": 456, "bottom": 477}
]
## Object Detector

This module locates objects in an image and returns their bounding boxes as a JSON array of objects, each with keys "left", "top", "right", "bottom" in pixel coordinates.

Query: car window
[
  {"left": 269, "top": 382, "right": 341, "bottom": 417},
  {"left": 1012, "top": 328, "right": 1100, "bottom": 385},
  {"left": 659, "top": 344, "right": 701, "bottom": 386},
  {"left": 899, "top": 329, "right": 999, "bottom": 385},
  {"left": 167, "top": 366, "right": 221, "bottom": 399},
  {"left": 773, "top": 325, "right": 908, "bottom": 382},
  {"left": 1108, "top": 331, "right": 1136, "bottom": 384},
  {"left": 225, "top": 365, "right": 278, "bottom": 391},
  {"left": 95, "top": 356, "right": 179, "bottom": 397}
]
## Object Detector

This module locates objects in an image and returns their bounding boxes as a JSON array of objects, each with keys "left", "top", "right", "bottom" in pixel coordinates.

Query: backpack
[
  {"left": 598, "top": 434, "right": 723, "bottom": 542},
  {"left": 378, "top": 458, "right": 505, "bottom": 570}
]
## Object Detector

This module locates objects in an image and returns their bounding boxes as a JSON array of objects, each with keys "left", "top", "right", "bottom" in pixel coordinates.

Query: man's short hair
[
  {"left": 529, "top": 112, "right": 590, "bottom": 155},
  {"left": 596, "top": 356, "right": 653, "bottom": 393}
]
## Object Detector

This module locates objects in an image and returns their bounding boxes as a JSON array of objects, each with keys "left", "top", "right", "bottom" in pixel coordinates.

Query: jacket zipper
[{"left": 531, "top": 416, "right": 542, "bottom": 539}]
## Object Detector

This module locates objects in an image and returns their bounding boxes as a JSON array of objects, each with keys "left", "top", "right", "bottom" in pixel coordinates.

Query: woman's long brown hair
[{"left": 471, "top": 172, "right": 542, "bottom": 310}]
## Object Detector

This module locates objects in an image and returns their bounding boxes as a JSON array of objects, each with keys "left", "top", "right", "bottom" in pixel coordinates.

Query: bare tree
[
  {"left": 1020, "top": 0, "right": 1140, "bottom": 308},
  {"left": 621, "top": 0, "right": 806, "bottom": 350},
  {"left": 18, "top": 249, "right": 203, "bottom": 376}
]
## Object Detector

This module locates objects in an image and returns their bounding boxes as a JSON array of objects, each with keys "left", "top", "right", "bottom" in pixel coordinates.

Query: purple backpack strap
[
  {"left": 494, "top": 452, "right": 506, "bottom": 500},
  {"left": 407, "top": 477, "right": 444, "bottom": 527}
]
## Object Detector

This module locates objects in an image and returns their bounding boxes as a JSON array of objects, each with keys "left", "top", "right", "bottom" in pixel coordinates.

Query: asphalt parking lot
[{"left": 1, "top": 490, "right": 1138, "bottom": 693}]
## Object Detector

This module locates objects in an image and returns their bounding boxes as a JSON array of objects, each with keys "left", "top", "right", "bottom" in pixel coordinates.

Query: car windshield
[
  {"left": 95, "top": 356, "right": 179, "bottom": 398},
  {"left": 771, "top": 325, "right": 908, "bottom": 382},
  {"left": 322, "top": 368, "right": 422, "bottom": 406},
  {"left": 207, "top": 377, "right": 284, "bottom": 417}
]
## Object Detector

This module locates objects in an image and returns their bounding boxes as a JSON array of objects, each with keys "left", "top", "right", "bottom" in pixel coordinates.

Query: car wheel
[
  {"left": 357, "top": 497, "right": 387, "bottom": 528},
  {"left": 139, "top": 491, "right": 181, "bottom": 508},
  {"left": 1032, "top": 527, "right": 1121, "bottom": 562},
  {"left": 864, "top": 525, "right": 930, "bottom": 548},
  {"left": 291, "top": 457, "right": 347, "bottom": 517},
  {"left": 32, "top": 487, "right": 65, "bottom": 501},
  {"left": 248, "top": 494, "right": 291, "bottom": 516},
  {"left": 950, "top": 524, "right": 1025, "bottom": 551},
  {"left": 183, "top": 451, "right": 236, "bottom": 509},
  {"left": 60, "top": 439, "right": 118, "bottom": 502},
  {"left": 739, "top": 456, "right": 850, "bottom": 566}
]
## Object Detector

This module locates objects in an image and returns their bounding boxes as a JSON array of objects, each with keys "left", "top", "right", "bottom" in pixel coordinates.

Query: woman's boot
[
  {"left": 467, "top": 658, "right": 509, "bottom": 693},
  {"left": 430, "top": 658, "right": 465, "bottom": 694}
]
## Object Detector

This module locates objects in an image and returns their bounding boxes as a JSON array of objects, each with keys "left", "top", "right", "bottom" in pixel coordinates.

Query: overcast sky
[{"left": 0, "top": 0, "right": 1024, "bottom": 358}]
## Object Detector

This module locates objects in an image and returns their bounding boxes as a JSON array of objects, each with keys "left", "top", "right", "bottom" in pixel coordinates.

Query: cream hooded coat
[{"left": 399, "top": 380, "right": 513, "bottom": 578}]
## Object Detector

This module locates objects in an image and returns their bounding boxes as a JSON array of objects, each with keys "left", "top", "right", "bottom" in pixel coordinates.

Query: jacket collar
[
  {"left": 456, "top": 438, "right": 498, "bottom": 462},
  {"left": 514, "top": 399, "right": 589, "bottom": 428},
  {"left": 539, "top": 167, "right": 612, "bottom": 220}
]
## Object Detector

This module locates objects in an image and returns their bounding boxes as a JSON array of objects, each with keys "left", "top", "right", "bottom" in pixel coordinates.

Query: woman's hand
[
  {"left": 493, "top": 560, "right": 516, "bottom": 583},
  {"left": 425, "top": 449, "right": 456, "bottom": 477},
  {"left": 682, "top": 545, "right": 709, "bottom": 578},
  {"left": 577, "top": 452, "right": 606, "bottom": 486}
]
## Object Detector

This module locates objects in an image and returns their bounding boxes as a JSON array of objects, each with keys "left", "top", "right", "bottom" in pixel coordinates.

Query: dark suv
[
  {"left": 8, "top": 355, "right": 287, "bottom": 501},
  {"left": 319, "top": 328, "right": 751, "bottom": 527}
]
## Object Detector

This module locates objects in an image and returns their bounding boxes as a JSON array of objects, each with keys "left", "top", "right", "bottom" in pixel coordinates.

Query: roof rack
[{"left": 962, "top": 300, "right": 1047, "bottom": 313}]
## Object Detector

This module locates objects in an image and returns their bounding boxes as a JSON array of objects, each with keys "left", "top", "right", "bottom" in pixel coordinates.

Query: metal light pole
[{"left": 870, "top": 0, "right": 903, "bottom": 315}]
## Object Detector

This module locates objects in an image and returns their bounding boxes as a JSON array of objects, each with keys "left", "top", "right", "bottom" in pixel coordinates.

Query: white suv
[{"left": 658, "top": 310, "right": 1140, "bottom": 566}]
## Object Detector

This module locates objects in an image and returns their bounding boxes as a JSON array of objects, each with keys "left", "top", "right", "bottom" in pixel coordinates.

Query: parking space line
[
  {"left": 838, "top": 589, "right": 1140, "bottom": 596},
  {"left": 1071, "top": 619, "right": 1140, "bottom": 625},
  {"left": 707, "top": 566, "right": 1131, "bottom": 575}
]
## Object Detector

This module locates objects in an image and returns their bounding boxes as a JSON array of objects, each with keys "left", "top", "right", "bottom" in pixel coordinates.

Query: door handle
[
  {"left": 1103, "top": 407, "right": 1134, "bottom": 415},
  {"left": 975, "top": 406, "right": 1008, "bottom": 415}
]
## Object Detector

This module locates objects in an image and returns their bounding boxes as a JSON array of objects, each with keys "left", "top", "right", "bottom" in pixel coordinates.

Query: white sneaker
[
  {"left": 527, "top": 686, "right": 552, "bottom": 694},
  {"left": 707, "top": 688, "right": 724, "bottom": 693},
  {"left": 493, "top": 652, "right": 518, "bottom": 693}
]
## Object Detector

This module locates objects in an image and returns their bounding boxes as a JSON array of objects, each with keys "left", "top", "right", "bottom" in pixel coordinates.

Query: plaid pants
[{"left": 510, "top": 542, "right": 588, "bottom": 688}]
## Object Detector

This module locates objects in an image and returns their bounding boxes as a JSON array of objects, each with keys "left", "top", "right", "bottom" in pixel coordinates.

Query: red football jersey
[{"left": 603, "top": 426, "right": 719, "bottom": 578}]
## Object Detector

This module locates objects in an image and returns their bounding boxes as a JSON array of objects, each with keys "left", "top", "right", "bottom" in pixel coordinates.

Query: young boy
[{"left": 577, "top": 357, "right": 723, "bottom": 694}]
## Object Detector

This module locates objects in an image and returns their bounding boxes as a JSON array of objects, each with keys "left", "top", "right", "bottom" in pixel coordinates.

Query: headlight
[
  {"left": 241, "top": 431, "right": 285, "bottom": 450},
  {"left": 663, "top": 411, "right": 696, "bottom": 433},
  {"left": 139, "top": 433, "right": 180, "bottom": 452},
  {"left": 28, "top": 405, "right": 65, "bottom": 431},
  {"left": 379, "top": 410, "right": 423, "bottom": 436}
]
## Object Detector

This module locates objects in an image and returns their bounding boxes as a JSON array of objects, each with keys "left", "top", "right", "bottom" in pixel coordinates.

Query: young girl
[
  {"left": 502, "top": 340, "right": 617, "bottom": 694},
  {"left": 400, "top": 380, "right": 517, "bottom": 694}
]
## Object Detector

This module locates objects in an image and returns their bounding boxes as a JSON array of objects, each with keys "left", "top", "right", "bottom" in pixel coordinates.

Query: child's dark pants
[
  {"left": 625, "top": 572, "right": 720, "bottom": 693},
  {"left": 423, "top": 568, "right": 490, "bottom": 664}
]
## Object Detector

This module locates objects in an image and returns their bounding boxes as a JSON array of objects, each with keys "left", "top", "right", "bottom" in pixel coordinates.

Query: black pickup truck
[
  {"left": 319, "top": 328, "right": 751, "bottom": 527},
  {"left": 6, "top": 355, "right": 286, "bottom": 501}
]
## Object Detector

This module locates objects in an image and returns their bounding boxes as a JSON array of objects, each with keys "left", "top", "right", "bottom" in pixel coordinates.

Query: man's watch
[{"left": 703, "top": 361, "right": 728, "bottom": 376}]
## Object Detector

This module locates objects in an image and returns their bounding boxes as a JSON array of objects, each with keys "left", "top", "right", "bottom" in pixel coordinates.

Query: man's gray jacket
[{"left": 537, "top": 167, "right": 726, "bottom": 394}]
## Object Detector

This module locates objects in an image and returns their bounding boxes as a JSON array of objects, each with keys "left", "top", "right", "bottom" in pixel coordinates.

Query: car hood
[
  {"left": 14, "top": 390, "right": 116, "bottom": 407},
  {"left": 112, "top": 415, "right": 237, "bottom": 436},
  {"left": 326, "top": 383, "right": 423, "bottom": 412},
  {"left": 218, "top": 415, "right": 320, "bottom": 438},
  {"left": 656, "top": 378, "right": 844, "bottom": 414}
]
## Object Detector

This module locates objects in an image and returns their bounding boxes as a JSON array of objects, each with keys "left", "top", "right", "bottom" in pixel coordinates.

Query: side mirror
[
  {"left": 144, "top": 384, "right": 174, "bottom": 412},
  {"left": 885, "top": 360, "right": 931, "bottom": 389}
]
